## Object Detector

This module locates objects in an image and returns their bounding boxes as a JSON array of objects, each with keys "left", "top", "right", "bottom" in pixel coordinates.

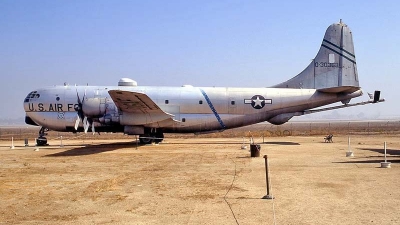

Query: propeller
[{"left": 74, "top": 90, "right": 95, "bottom": 135}]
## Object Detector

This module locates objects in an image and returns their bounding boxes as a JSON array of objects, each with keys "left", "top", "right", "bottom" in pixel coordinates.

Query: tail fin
[{"left": 273, "top": 20, "right": 360, "bottom": 93}]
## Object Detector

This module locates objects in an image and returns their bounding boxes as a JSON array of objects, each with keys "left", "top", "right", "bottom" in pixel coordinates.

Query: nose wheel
[{"left": 36, "top": 127, "right": 49, "bottom": 146}]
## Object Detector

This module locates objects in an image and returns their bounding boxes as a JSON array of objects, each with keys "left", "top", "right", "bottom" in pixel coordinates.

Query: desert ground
[{"left": 0, "top": 125, "right": 399, "bottom": 224}]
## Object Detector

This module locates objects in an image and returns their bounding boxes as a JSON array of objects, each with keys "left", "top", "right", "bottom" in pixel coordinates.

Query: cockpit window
[{"left": 24, "top": 91, "right": 40, "bottom": 102}]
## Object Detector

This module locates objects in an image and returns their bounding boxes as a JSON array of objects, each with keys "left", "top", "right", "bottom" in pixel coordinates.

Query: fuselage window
[
  {"left": 231, "top": 101, "right": 235, "bottom": 105},
  {"left": 165, "top": 100, "right": 169, "bottom": 104},
  {"left": 182, "top": 118, "right": 186, "bottom": 122},
  {"left": 199, "top": 100, "right": 203, "bottom": 104}
]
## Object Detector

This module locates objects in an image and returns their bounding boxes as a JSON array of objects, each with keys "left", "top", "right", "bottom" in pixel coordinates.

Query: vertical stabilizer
[{"left": 273, "top": 20, "right": 359, "bottom": 92}]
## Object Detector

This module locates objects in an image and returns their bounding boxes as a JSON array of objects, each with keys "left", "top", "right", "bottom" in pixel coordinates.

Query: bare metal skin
[{"left": 23, "top": 21, "right": 383, "bottom": 145}]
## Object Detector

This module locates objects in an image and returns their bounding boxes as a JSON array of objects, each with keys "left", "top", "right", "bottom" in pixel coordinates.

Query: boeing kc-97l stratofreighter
[{"left": 24, "top": 20, "right": 384, "bottom": 146}]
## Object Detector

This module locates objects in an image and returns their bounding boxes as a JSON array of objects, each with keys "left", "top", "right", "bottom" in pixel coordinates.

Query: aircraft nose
[
  {"left": 24, "top": 90, "right": 41, "bottom": 112},
  {"left": 24, "top": 91, "right": 40, "bottom": 102}
]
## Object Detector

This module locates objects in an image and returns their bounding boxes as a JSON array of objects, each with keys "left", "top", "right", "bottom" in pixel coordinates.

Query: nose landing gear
[{"left": 36, "top": 127, "right": 49, "bottom": 146}]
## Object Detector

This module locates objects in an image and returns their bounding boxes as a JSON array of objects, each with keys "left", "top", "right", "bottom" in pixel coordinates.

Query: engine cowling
[
  {"left": 81, "top": 97, "right": 120, "bottom": 124},
  {"left": 82, "top": 97, "right": 105, "bottom": 117}
]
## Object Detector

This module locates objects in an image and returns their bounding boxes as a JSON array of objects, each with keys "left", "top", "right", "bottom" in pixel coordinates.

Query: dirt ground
[{"left": 0, "top": 135, "right": 399, "bottom": 225}]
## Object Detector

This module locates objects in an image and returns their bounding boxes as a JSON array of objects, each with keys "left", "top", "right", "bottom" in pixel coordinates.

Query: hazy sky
[{"left": 1, "top": 0, "right": 399, "bottom": 120}]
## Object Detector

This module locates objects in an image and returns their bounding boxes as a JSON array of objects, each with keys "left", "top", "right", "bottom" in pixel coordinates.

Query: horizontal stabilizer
[
  {"left": 299, "top": 98, "right": 385, "bottom": 115},
  {"left": 317, "top": 86, "right": 360, "bottom": 93}
]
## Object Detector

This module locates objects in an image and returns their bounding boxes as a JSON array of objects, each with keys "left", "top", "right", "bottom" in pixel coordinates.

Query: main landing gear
[
  {"left": 139, "top": 131, "right": 164, "bottom": 144},
  {"left": 36, "top": 127, "right": 49, "bottom": 146}
]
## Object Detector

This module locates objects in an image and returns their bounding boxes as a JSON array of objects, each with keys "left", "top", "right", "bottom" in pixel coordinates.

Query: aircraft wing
[
  {"left": 108, "top": 90, "right": 178, "bottom": 125},
  {"left": 108, "top": 90, "right": 164, "bottom": 113}
]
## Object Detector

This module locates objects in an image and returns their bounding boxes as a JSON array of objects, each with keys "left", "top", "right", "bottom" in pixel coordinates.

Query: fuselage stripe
[
  {"left": 323, "top": 39, "right": 356, "bottom": 58},
  {"left": 199, "top": 89, "right": 227, "bottom": 129},
  {"left": 321, "top": 44, "right": 356, "bottom": 64}
]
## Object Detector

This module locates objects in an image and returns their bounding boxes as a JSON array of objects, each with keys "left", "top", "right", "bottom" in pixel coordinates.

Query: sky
[{"left": 1, "top": 0, "right": 399, "bottom": 120}]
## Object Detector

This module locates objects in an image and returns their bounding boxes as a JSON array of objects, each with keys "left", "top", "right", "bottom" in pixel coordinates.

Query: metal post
[
  {"left": 386, "top": 121, "right": 389, "bottom": 135},
  {"left": 291, "top": 122, "right": 293, "bottom": 135},
  {"left": 348, "top": 122, "right": 350, "bottom": 135},
  {"left": 262, "top": 155, "right": 274, "bottom": 199},
  {"left": 60, "top": 136, "right": 64, "bottom": 147},
  {"left": 10, "top": 137, "right": 15, "bottom": 149},
  {"left": 380, "top": 141, "right": 391, "bottom": 168},
  {"left": 348, "top": 136, "right": 350, "bottom": 152},
  {"left": 346, "top": 136, "right": 354, "bottom": 157},
  {"left": 384, "top": 142, "right": 387, "bottom": 163}
]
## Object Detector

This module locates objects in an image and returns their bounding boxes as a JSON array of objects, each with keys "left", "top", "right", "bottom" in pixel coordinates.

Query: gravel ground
[{"left": 0, "top": 135, "right": 399, "bottom": 225}]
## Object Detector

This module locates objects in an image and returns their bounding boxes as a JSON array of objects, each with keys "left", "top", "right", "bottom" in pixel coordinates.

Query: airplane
[{"left": 24, "top": 20, "right": 384, "bottom": 146}]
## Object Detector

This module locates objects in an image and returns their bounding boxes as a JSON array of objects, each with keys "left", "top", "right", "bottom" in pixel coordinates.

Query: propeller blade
[
  {"left": 92, "top": 122, "right": 95, "bottom": 135},
  {"left": 74, "top": 114, "right": 80, "bottom": 130},
  {"left": 76, "top": 90, "right": 82, "bottom": 105},
  {"left": 83, "top": 117, "right": 89, "bottom": 133}
]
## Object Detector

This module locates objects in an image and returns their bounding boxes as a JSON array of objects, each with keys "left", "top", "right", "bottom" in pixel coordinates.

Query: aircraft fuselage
[{"left": 24, "top": 85, "right": 362, "bottom": 133}]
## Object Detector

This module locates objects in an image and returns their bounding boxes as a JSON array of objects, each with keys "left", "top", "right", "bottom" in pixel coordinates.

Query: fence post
[
  {"left": 262, "top": 155, "right": 274, "bottom": 199},
  {"left": 368, "top": 122, "right": 370, "bottom": 135},
  {"left": 386, "top": 121, "right": 389, "bottom": 135},
  {"left": 348, "top": 122, "right": 350, "bottom": 135},
  {"left": 291, "top": 123, "right": 293, "bottom": 136}
]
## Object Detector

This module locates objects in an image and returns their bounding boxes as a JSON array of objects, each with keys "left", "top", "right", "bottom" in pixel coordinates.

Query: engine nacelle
[
  {"left": 81, "top": 97, "right": 120, "bottom": 125},
  {"left": 82, "top": 98, "right": 106, "bottom": 117},
  {"left": 267, "top": 113, "right": 294, "bottom": 125}
]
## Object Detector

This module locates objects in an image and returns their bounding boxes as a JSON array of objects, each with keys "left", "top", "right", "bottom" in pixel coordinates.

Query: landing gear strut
[{"left": 36, "top": 127, "right": 49, "bottom": 146}]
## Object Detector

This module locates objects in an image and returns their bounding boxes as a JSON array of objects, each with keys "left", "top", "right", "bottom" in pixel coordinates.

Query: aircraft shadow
[
  {"left": 333, "top": 147, "right": 400, "bottom": 164},
  {"left": 162, "top": 141, "right": 255, "bottom": 145},
  {"left": 262, "top": 141, "right": 300, "bottom": 145},
  {"left": 44, "top": 141, "right": 140, "bottom": 157},
  {"left": 358, "top": 147, "right": 400, "bottom": 156},
  {"left": 333, "top": 158, "right": 400, "bottom": 164}
]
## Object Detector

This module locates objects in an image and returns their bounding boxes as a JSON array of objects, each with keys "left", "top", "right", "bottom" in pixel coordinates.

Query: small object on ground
[{"left": 324, "top": 134, "right": 333, "bottom": 143}]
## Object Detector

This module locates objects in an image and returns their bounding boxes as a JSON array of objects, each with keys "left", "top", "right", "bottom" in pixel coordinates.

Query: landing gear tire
[
  {"left": 37, "top": 127, "right": 49, "bottom": 146},
  {"left": 154, "top": 133, "right": 164, "bottom": 144},
  {"left": 139, "top": 134, "right": 153, "bottom": 144},
  {"left": 36, "top": 137, "right": 48, "bottom": 146},
  {"left": 139, "top": 132, "right": 164, "bottom": 144}
]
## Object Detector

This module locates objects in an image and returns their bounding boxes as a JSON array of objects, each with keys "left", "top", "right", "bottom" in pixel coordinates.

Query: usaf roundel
[{"left": 244, "top": 95, "right": 272, "bottom": 109}]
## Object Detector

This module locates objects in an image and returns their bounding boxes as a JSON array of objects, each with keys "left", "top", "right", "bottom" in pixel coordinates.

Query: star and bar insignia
[{"left": 244, "top": 95, "right": 272, "bottom": 109}]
